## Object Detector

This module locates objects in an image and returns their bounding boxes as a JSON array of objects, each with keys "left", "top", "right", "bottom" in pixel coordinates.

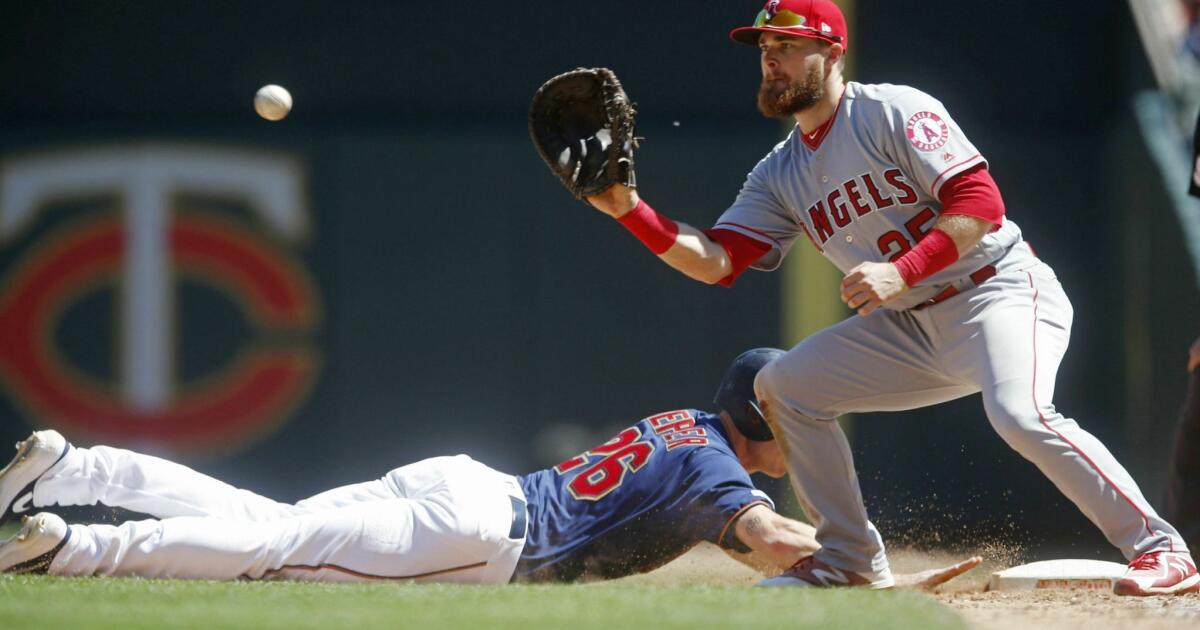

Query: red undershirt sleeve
[
  {"left": 937, "top": 163, "right": 1005, "bottom": 229},
  {"left": 704, "top": 228, "right": 772, "bottom": 288}
]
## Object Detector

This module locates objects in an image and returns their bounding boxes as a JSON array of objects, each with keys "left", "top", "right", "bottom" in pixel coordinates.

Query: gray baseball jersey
[
  {"left": 715, "top": 81, "right": 1019, "bottom": 309},
  {"left": 714, "top": 81, "right": 1189, "bottom": 582}
]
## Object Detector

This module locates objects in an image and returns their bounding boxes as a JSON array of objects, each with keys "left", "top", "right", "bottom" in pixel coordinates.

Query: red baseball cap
[{"left": 729, "top": 0, "right": 849, "bottom": 51}]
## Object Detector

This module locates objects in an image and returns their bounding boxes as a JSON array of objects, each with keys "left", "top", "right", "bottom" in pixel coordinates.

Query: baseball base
[{"left": 986, "top": 559, "right": 1128, "bottom": 592}]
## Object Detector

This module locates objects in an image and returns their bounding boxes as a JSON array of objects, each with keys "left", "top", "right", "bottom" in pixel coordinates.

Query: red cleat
[
  {"left": 760, "top": 555, "right": 894, "bottom": 589},
  {"left": 1112, "top": 551, "right": 1200, "bottom": 596}
]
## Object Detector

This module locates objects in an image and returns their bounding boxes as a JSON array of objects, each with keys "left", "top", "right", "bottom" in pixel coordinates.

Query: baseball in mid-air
[{"left": 254, "top": 84, "right": 292, "bottom": 121}]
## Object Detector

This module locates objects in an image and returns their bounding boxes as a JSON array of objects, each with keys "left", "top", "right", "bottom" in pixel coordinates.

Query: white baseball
[{"left": 254, "top": 85, "right": 292, "bottom": 121}]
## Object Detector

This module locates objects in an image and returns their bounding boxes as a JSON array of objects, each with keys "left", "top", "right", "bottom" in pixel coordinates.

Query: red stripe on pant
[{"left": 1026, "top": 271, "right": 1164, "bottom": 550}]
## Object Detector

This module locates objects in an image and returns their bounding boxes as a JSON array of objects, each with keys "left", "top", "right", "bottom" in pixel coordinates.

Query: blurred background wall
[{"left": 0, "top": 0, "right": 1196, "bottom": 558}]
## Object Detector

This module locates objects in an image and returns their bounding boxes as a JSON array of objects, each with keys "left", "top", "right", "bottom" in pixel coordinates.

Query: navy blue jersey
[{"left": 513, "top": 409, "right": 773, "bottom": 583}]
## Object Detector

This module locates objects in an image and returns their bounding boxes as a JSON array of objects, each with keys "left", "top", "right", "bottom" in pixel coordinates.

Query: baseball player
[
  {"left": 1166, "top": 336, "right": 1200, "bottom": 553},
  {"left": 584, "top": 0, "right": 1198, "bottom": 595},
  {"left": 0, "top": 349, "right": 977, "bottom": 588}
]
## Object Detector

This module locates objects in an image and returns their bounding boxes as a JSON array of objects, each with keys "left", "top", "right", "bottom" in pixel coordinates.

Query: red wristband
[
  {"left": 892, "top": 229, "right": 959, "bottom": 287},
  {"left": 616, "top": 199, "right": 679, "bottom": 255}
]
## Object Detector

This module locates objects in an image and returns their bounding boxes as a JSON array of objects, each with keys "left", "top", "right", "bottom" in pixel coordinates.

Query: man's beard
[{"left": 757, "top": 65, "right": 824, "bottom": 118}]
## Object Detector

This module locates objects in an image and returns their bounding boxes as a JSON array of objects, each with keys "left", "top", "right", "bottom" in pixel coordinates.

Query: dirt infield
[{"left": 616, "top": 544, "right": 1200, "bottom": 630}]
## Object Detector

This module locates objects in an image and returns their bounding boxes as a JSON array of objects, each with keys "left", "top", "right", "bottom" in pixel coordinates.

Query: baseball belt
[
  {"left": 509, "top": 495, "right": 528, "bottom": 540},
  {"left": 913, "top": 264, "right": 997, "bottom": 311}
]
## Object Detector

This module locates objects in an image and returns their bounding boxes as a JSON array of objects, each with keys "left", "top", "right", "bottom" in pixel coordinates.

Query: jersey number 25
[{"left": 877, "top": 207, "right": 936, "bottom": 260}]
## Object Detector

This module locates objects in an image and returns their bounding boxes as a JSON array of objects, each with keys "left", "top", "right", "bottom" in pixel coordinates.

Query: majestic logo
[
  {"left": 0, "top": 145, "right": 320, "bottom": 449},
  {"left": 905, "top": 111, "right": 950, "bottom": 152}
]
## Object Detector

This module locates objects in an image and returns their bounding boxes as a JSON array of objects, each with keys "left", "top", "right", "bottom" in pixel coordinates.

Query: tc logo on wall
[{"left": 0, "top": 145, "right": 320, "bottom": 449}]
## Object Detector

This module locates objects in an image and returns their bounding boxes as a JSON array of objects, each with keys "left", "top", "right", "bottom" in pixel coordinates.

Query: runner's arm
[{"left": 721, "top": 504, "right": 818, "bottom": 572}]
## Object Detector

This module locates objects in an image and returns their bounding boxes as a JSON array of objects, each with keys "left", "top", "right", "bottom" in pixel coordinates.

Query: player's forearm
[
  {"left": 723, "top": 548, "right": 788, "bottom": 575},
  {"left": 753, "top": 518, "right": 820, "bottom": 569},
  {"left": 659, "top": 223, "right": 734, "bottom": 284},
  {"left": 735, "top": 537, "right": 817, "bottom": 573},
  {"left": 612, "top": 198, "right": 732, "bottom": 284},
  {"left": 735, "top": 507, "right": 820, "bottom": 570},
  {"left": 888, "top": 214, "right": 990, "bottom": 290},
  {"left": 587, "top": 186, "right": 735, "bottom": 284},
  {"left": 933, "top": 213, "right": 991, "bottom": 256}
]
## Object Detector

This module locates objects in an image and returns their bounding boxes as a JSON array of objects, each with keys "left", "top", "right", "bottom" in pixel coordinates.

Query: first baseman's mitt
[{"left": 529, "top": 67, "right": 638, "bottom": 199}]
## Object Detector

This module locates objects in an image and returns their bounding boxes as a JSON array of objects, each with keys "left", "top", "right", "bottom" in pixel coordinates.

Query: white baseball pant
[{"left": 31, "top": 447, "right": 526, "bottom": 583}]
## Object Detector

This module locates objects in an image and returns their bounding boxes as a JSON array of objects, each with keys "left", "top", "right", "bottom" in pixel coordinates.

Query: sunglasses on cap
[{"left": 753, "top": 8, "right": 845, "bottom": 43}]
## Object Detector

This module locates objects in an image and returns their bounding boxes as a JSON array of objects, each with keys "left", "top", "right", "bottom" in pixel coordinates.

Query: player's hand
[
  {"left": 893, "top": 556, "right": 982, "bottom": 591},
  {"left": 586, "top": 183, "right": 639, "bottom": 219},
  {"left": 840, "top": 262, "right": 909, "bottom": 316},
  {"left": 1189, "top": 336, "right": 1200, "bottom": 373}
]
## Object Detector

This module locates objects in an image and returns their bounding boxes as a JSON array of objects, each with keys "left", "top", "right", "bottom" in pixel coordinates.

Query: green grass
[{"left": 0, "top": 577, "right": 966, "bottom": 629}]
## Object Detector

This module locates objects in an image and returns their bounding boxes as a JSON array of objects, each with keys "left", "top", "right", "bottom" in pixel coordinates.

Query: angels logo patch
[{"left": 906, "top": 111, "right": 949, "bottom": 152}]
